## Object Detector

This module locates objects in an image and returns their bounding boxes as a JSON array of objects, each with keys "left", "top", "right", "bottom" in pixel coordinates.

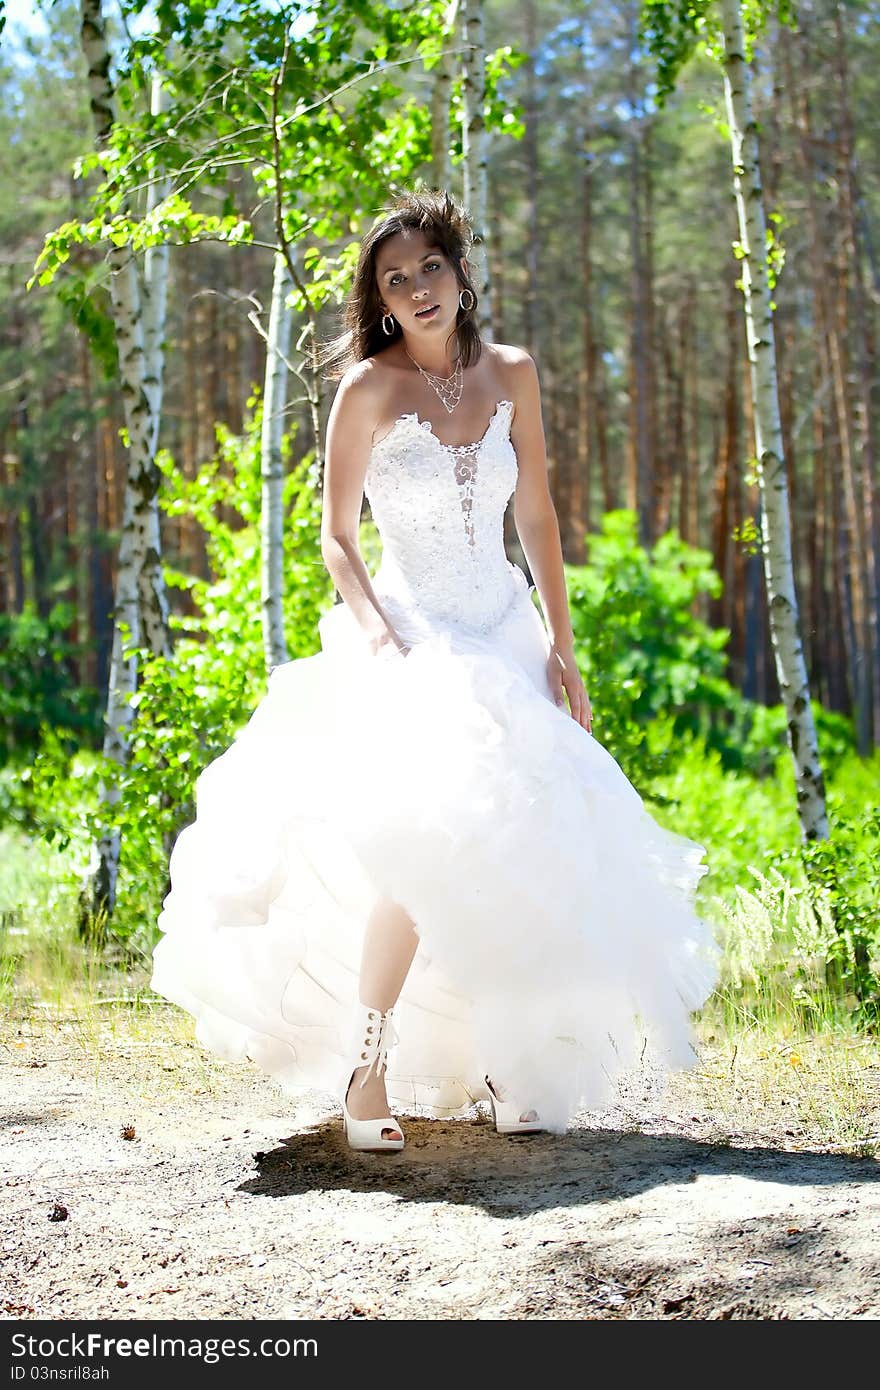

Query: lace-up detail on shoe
[
  {"left": 339, "top": 1003, "right": 405, "bottom": 1152},
  {"left": 354, "top": 1006, "right": 398, "bottom": 1086}
]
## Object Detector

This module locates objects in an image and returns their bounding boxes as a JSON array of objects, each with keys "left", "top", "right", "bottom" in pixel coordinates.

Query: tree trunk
[
  {"left": 261, "top": 252, "right": 292, "bottom": 673},
  {"left": 521, "top": 0, "right": 539, "bottom": 357},
  {"left": 487, "top": 194, "right": 506, "bottom": 344},
  {"left": 719, "top": 0, "right": 827, "bottom": 840},
  {"left": 431, "top": 0, "right": 459, "bottom": 191},
  {"left": 80, "top": 0, "right": 172, "bottom": 929},
  {"left": 626, "top": 3, "right": 653, "bottom": 545},
  {"left": 783, "top": 20, "right": 837, "bottom": 714},
  {"left": 832, "top": 0, "right": 879, "bottom": 749},
  {"left": 460, "top": 0, "right": 493, "bottom": 341},
  {"left": 710, "top": 285, "right": 740, "bottom": 638},
  {"left": 76, "top": 335, "right": 99, "bottom": 689},
  {"left": 575, "top": 129, "right": 596, "bottom": 555},
  {"left": 643, "top": 117, "right": 660, "bottom": 545},
  {"left": 679, "top": 283, "right": 700, "bottom": 546}
]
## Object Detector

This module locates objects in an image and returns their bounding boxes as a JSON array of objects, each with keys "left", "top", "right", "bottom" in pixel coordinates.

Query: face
[{"left": 375, "top": 227, "right": 468, "bottom": 336}]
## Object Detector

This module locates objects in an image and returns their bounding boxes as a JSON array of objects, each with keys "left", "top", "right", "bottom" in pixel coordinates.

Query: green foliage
[
  {"left": 0, "top": 724, "right": 100, "bottom": 851},
  {"left": 32, "top": 204, "right": 255, "bottom": 290},
  {"left": 773, "top": 804, "right": 880, "bottom": 1025},
  {"left": 639, "top": 0, "right": 799, "bottom": 105},
  {"left": 644, "top": 722, "right": 797, "bottom": 899},
  {"left": 0, "top": 604, "right": 101, "bottom": 767},
  {"left": 712, "top": 793, "right": 880, "bottom": 1031},
  {"left": 564, "top": 510, "right": 858, "bottom": 795},
  {"left": 561, "top": 510, "right": 880, "bottom": 1027},
  {"left": 7, "top": 475, "right": 879, "bottom": 1028},
  {"left": 718, "top": 696, "right": 856, "bottom": 780},
  {"left": 564, "top": 510, "right": 730, "bottom": 788},
  {"left": 34, "top": 0, "right": 525, "bottom": 338},
  {"left": 648, "top": 729, "right": 880, "bottom": 1028},
  {"left": 10, "top": 411, "right": 334, "bottom": 948},
  {"left": 639, "top": 0, "right": 714, "bottom": 104},
  {"left": 105, "top": 411, "right": 332, "bottom": 940}
]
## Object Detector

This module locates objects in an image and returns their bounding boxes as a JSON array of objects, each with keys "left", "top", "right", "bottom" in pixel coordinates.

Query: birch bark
[
  {"left": 260, "top": 252, "right": 292, "bottom": 673},
  {"left": 431, "top": 0, "right": 458, "bottom": 190},
  {"left": 80, "top": 0, "right": 171, "bottom": 923},
  {"left": 460, "top": 0, "right": 494, "bottom": 341},
  {"left": 719, "top": 0, "right": 828, "bottom": 839}
]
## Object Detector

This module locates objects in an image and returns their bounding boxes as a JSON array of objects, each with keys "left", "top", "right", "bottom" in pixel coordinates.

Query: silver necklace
[{"left": 404, "top": 346, "right": 463, "bottom": 415}]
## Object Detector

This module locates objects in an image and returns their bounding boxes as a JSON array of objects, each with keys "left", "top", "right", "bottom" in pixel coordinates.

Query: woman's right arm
[{"left": 320, "top": 368, "right": 408, "bottom": 658}]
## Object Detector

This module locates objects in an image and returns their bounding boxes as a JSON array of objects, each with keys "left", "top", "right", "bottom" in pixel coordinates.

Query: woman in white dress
[{"left": 151, "top": 189, "right": 717, "bottom": 1152}]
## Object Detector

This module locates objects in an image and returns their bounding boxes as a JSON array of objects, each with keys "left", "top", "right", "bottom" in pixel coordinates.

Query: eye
[{"left": 388, "top": 260, "right": 442, "bottom": 287}]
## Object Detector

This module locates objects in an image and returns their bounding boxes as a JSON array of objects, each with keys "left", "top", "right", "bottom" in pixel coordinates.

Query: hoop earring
[
  {"left": 458, "top": 288, "right": 475, "bottom": 313},
  {"left": 381, "top": 313, "right": 396, "bottom": 336}
]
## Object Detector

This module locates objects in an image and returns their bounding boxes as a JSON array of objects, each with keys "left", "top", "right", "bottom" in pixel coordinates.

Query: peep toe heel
[
  {"left": 339, "top": 1004, "right": 405, "bottom": 1153},
  {"left": 484, "top": 1074, "right": 546, "bottom": 1135}
]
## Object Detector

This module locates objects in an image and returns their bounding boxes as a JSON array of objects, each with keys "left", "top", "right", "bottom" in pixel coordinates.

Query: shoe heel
[
  {"left": 485, "top": 1075, "right": 545, "bottom": 1135},
  {"left": 338, "top": 1004, "right": 405, "bottom": 1153}
]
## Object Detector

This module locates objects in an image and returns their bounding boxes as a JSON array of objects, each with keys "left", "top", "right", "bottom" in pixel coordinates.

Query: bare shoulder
[
  {"left": 334, "top": 355, "right": 384, "bottom": 400},
  {"left": 485, "top": 341, "right": 539, "bottom": 392},
  {"left": 486, "top": 342, "right": 535, "bottom": 371},
  {"left": 329, "top": 353, "right": 397, "bottom": 417},
  {"left": 484, "top": 344, "right": 541, "bottom": 424},
  {"left": 329, "top": 356, "right": 390, "bottom": 428}
]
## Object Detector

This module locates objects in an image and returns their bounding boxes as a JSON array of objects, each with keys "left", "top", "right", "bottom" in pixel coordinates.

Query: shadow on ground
[{"left": 242, "top": 1116, "right": 879, "bottom": 1215}]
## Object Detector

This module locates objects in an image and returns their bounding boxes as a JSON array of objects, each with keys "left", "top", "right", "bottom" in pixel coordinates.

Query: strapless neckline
[{"left": 372, "top": 399, "right": 514, "bottom": 456}]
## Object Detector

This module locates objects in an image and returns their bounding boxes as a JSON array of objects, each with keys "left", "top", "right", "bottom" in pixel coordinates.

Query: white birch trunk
[
  {"left": 142, "top": 74, "right": 169, "bottom": 451},
  {"left": 140, "top": 71, "right": 171, "bottom": 656},
  {"left": 80, "top": 0, "right": 171, "bottom": 923},
  {"left": 460, "top": 0, "right": 494, "bottom": 341},
  {"left": 719, "top": 0, "right": 828, "bottom": 840},
  {"left": 261, "top": 252, "right": 292, "bottom": 672},
  {"left": 431, "top": 0, "right": 458, "bottom": 189}
]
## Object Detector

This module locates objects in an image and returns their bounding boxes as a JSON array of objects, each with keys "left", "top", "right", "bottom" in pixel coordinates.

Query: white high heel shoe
[
  {"left": 484, "top": 1075, "right": 546, "bottom": 1135},
  {"left": 339, "top": 1004, "right": 405, "bottom": 1153}
]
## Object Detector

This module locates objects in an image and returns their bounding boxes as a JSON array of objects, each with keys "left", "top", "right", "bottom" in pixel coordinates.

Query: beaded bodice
[{"left": 364, "top": 398, "right": 527, "bottom": 632}]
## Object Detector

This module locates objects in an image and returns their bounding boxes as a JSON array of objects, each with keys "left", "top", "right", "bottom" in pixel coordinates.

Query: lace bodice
[{"left": 364, "top": 398, "right": 529, "bottom": 632}]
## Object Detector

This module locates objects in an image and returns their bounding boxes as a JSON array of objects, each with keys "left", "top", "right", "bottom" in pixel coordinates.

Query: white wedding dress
[{"left": 151, "top": 398, "right": 718, "bottom": 1132}]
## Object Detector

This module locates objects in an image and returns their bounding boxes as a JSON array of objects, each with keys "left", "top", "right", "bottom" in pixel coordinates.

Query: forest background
[{"left": 1, "top": 0, "right": 879, "bottom": 1055}]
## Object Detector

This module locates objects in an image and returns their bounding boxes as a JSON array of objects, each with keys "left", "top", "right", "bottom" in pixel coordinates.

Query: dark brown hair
[{"left": 316, "top": 187, "right": 482, "bottom": 381}]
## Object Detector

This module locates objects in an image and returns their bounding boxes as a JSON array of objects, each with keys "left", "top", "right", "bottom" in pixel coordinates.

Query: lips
[{"left": 415, "top": 304, "right": 439, "bottom": 319}]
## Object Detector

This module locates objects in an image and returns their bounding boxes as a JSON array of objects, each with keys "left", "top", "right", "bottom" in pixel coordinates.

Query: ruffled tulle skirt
[{"left": 151, "top": 577, "right": 718, "bottom": 1132}]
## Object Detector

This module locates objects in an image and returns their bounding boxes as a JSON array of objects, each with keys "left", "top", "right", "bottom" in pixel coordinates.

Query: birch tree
[
  {"left": 642, "top": 0, "right": 827, "bottom": 840},
  {"left": 32, "top": 0, "right": 523, "bottom": 930},
  {"left": 431, "top": 0, "right": 459, "bottom": 190},
  {"left": 80, "top": 0, "right": 172, "bottom": 927},
  {"left": 717, "top": 0, "right": 826, "bottom": 838},
  {"left": 460, "top": 0, "right": 494, "bottom": 340},
  {"left": 260, "top": 252, "right": 293, "bottom": 672},
  {"left": 521, "top": 0, "right": 539, "bottom": 357}
]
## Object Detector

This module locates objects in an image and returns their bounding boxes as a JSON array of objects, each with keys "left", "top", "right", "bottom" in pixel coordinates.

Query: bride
[{"left": 151, "top": 188, "right": 718, "bottom": 1152}]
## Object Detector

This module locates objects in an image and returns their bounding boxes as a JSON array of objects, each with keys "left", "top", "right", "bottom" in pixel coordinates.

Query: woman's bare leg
[{"left": 345, "top": 896, "right": 418, "bottom": 1139}]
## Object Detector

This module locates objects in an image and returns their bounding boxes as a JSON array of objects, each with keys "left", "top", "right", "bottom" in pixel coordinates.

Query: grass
[
  {"left": 2, "top": 827, "right": 879, "bottom": 1154},
  {"left": 688, "top": 1004, "right": 880, "bottom": 1155},
  {"left": 0, "top": 826, "right": 225, "bottom": 1102}
]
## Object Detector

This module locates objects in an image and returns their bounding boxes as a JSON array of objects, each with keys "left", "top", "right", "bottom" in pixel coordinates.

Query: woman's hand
[
  {"left": 547, "top": 643, "right": 592, "bottom": 733},
  {"left": 368, "top": 627, "right": 410, "bottom": 660}
]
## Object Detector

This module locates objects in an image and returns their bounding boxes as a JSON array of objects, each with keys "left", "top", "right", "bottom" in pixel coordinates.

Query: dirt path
[{"left": 2, "top": 1012, "right": 879, "bottom": 1321}]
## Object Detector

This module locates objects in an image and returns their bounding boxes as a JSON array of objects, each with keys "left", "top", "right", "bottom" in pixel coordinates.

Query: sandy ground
[{"left": 2, "top": 1009, "right": 879, "bottom": 1322}]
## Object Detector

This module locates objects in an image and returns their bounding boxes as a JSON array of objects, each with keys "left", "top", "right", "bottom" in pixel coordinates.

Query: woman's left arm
[{"left": 508, "top": 350, "right": 592, "bottom": 734}]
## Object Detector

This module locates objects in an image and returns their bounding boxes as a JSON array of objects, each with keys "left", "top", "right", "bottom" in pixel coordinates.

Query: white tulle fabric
[{"left": 151, "top": 398, "right": 719, "bottom": 1132}]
